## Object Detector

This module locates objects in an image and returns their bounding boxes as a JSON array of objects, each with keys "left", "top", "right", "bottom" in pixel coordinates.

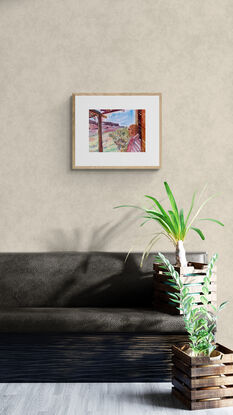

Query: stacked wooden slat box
[
  {"left": 153, "top": 262, "right": 217, "bottom": 315},
  {"left": 172, "top": 343, "right": 233, "bottom": 410}
]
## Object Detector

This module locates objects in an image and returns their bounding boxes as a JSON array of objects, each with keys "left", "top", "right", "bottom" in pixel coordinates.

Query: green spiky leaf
[
  {"left": 199, "top": 218, "right": 224, "bottom": 226},
  {"left": 190, "top": 227, "right": 205, "bottom": 240}
]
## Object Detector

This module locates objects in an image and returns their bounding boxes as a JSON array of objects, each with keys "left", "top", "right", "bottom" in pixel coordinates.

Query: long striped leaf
[
  {"left": 114, "top": 204, "right": 144, "bottom": 210},
  {"left": 145, "top": 210, "right": 175, "bottom": 233},
  {"left": 145, "top": 195, "right": 177, "bottom": 235},
  {"left": 168, "top": 210, "right": 179, "bottom": 238},
  {"left": 145, "top": 210, "right": 166, "bottom": 219},
  {"left": 179, "top": 208, "right": 185, "bottom": 239},
  {"left": 199, "top": 218, "right": 224, "bottom": 226},
  {"left": 140, "top": 219, "right": 151, "bottom": 227},
  {"left": 187, "top": 195, "right": 216, "bottom": 230},
  {"left": 190, "top": 226, "right": 205, "bottom": 240},
  {"left": 184, "top": 191, "right": 196, "bottom": 227},
  {"left": 144, "top": 214, "right": 173, "bottom": 235},
  {"left": 164, "top": 182, "right": 179, "bottom": 223},
  {"left": 140, "top": 234, "right": 162, "bottom": 267}
]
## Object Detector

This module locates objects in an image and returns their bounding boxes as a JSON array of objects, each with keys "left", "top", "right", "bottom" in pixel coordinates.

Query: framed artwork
[{"left": 72, "top": 93, "right": 162, "bottom": 169}]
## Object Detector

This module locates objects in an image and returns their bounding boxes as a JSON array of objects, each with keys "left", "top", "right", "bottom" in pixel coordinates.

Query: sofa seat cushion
[{"left": 0, "top": 307, "right": 185, "bottom": 333}]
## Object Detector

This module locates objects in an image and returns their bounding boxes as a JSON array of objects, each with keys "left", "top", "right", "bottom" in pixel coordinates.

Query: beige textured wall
[{"left": 0, "top": 0, "right": 233, "bottom": 346}]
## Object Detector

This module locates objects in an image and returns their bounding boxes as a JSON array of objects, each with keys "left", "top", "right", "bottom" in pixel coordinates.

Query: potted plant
[
  {"left": 115, "top": 182, "right": 224, "bottom": 267},
  {"left": 155, "top": 252, "right": 232, "bottom": 410},
  {"left": 115, "top": 182, "right": 223, "bottom": 314}
]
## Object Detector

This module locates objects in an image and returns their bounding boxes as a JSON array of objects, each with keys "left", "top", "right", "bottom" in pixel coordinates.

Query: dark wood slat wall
[{"left": 0, "top": 333, "right": 188, "bottom": 382}]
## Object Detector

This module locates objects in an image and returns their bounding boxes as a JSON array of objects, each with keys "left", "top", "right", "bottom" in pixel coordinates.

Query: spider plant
[
  {"left": 155, "top": 252, "right": 227, "bottom": 356},
  {"left": 115, "top": 182, "right": 224, "bottom": 267}
]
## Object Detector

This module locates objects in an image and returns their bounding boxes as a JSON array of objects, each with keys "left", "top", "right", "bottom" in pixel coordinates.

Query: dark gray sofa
[{"left": 0, "top": 251, "right": 207, "bottom": 382}]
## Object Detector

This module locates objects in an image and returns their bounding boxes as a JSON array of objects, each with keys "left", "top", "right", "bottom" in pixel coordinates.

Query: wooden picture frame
[{"left": 72, "top": 93, "right": 162, "bottom": 170}]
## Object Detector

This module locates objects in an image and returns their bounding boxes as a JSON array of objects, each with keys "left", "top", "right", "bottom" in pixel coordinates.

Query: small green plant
[
  {"left": 115, "top": 182, "right": 224, "bottom": 267},
  {"left": 109, "top": 128, "right": 129, "bottom": 152},
  {"left": 155, "top": 252, "right": 227, "bottom": 356}
]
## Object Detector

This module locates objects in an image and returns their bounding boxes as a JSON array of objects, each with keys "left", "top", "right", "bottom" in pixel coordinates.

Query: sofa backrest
[{"left": 0, "top": 251, "right": 207, "bottom": 307}]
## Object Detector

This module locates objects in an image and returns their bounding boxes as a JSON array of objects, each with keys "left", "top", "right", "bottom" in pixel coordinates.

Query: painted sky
[{"left": 105, "top": 110, "right": 135, "bottom": 127}]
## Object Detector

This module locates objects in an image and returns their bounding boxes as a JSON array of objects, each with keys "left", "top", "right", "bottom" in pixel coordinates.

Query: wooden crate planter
[
  {"left": 153, "top": 262, "right": 217, "bottom": 315},
  {"left": 172, "top": 343, "right": 233, "bottom": 410}
]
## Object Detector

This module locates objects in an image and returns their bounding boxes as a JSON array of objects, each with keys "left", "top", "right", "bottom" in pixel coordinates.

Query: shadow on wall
[{"left": 44, "top": 210, "right": 140, "bottom": 251}]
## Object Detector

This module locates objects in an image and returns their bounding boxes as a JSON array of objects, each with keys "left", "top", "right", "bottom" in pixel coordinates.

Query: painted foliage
[{"left": 89, "top": 109, "right": 146, "bottom": 152}]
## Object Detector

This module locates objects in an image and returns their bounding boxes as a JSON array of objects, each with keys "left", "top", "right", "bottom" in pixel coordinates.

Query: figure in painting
[{"left": 126, "top": 124, "right": 141, "bottom": 152}]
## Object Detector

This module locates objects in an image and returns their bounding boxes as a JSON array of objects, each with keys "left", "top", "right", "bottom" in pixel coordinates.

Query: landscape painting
[
  {"left": 72, "top": 93, "right": 161, "bottom": 169},
  {"left": 89, "top": 109, "right": 146, "bottom": 152}
]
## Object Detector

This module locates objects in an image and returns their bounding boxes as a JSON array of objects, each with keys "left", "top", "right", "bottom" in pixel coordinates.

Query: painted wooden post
[
  {"left": 98, "top": 113, "right": 103, "bottom": 152},
  {"left": 141, "top": 110, "right": 146, "bottom": 152},
  {"left": 135, "top": 110, "right": 145, "bottom": 152}
]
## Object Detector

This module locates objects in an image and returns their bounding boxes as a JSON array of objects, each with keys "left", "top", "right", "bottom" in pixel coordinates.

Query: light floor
[{"left": 0, "top": 383, "right": 233, "bottom": 415}]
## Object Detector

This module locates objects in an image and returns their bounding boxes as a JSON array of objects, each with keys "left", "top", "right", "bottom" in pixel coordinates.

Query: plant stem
[{"left": 176, "top": 240, "right": 187, "bottom": 267}]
